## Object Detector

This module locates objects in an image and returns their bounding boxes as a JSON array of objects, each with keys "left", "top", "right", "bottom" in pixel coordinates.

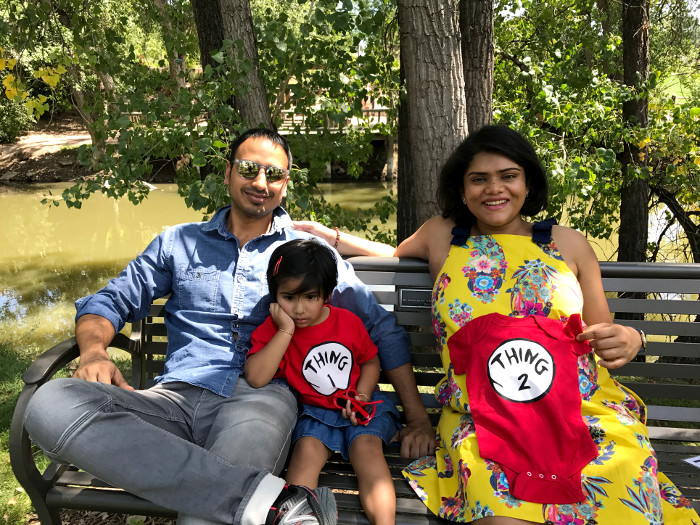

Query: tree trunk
[
  {"left": 190, "top": 0, "right": 272, "bottom": 129},
  {"left": 459, "top": 0, "right": 494, "bottom": 133},
  {"left": 617, "top": 0, "right": 650, "bottom": 350},
  {"left": 190, "top": 0, "right": 225, "bottom": 71},
  {"left": 396, "top": 0, "right": 469, "bottom": 232},
  {"left": 397, "top": 61, "right": 417, "bottom": 243},
  {"left": 618, "top": 0, "right": 650, "bottom": 264},
  {"left": 219, "top": 0, "right": 273, "bottom": 128},
  {"left": 153, "top": 0, "right": 187, "bottom": 93}
]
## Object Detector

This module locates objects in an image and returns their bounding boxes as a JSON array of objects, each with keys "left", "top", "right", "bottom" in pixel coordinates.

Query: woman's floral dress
[{"left": 403, "top": 222, "right": 700, "bottom": 524}]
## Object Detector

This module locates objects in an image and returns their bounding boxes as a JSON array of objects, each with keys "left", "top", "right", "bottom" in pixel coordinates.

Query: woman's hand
[
  {"left": 293, "top": 221, "right": 337, "bottom": 245},
  {"left": 576, "top": 323, "right": 643, "bottom": 369}
]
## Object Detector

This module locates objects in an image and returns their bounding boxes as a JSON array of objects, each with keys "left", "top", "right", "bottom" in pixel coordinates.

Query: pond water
[{"left": 0, "top": 182, "right": 395, "bottom": 352}]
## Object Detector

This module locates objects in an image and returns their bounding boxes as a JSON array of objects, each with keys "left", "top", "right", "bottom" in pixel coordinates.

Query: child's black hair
[{"left": 267, "top": 239, "right": 338, "bottom": 301}]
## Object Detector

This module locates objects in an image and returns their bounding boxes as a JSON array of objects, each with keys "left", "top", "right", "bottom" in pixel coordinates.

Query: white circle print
[
  {"left": 302, "top": 342, "right": 354, "bottom": 396},
  {"left": 486, "top": 338, "right": 556, "bottom": 403}
]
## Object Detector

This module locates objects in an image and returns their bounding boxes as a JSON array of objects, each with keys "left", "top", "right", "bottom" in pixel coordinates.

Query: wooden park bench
[{"left": 10, "top": 257, "right": 700, "bottom": 524}]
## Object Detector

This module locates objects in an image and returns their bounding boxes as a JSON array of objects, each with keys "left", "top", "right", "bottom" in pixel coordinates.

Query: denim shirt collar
[{"left": 202, "top": 205, "right": 294, "bottom": 242}]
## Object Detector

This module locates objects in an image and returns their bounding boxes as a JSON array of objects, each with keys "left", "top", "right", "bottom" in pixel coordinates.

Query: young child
[{"left": 246, "top": 239, "right": 400, "bottom": 525}]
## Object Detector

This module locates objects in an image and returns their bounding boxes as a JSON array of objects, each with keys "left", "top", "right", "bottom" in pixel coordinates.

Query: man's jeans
[{"left": 24, "top": 378, "right": 297, "bottom": 524}]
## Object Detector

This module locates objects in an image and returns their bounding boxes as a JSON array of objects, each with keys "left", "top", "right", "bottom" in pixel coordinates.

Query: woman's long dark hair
[{"left": 438, "top": 125, "right": 548, "bottom": 229}]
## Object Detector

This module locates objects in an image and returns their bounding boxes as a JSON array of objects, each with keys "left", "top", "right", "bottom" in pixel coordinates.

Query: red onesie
[
  {"left": 248, "top": 305, "right": 377, "bottom": 409},
  {"left": 448, "top": 312, "right": 599, "bottom": 504}
]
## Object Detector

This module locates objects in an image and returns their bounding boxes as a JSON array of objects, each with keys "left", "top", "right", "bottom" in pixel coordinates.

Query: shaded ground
[{"left": 0, "top": 112, "right": 97, "bottom": 187}]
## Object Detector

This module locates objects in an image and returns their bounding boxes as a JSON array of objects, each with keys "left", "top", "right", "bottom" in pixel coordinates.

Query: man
[{"left": 24, "top": 128, "right": 434, "bottom": 525}]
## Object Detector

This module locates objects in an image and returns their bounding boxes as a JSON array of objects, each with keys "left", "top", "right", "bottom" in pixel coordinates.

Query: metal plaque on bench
[{"left": 398, "top": 288, "right": 432, "bottom": 310}]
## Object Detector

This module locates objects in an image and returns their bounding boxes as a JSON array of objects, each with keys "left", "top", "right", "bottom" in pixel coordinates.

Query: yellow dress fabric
[{"left": 402, "top": 226, "right": 699, "bottom": 524}]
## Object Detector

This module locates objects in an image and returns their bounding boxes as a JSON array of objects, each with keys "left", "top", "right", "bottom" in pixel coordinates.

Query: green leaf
[
  {"left": 198, "top": 138, "right": 212, "bottom": 153},
  {"left": 192, "top": 152, "right": 207, "bottom": 167}
]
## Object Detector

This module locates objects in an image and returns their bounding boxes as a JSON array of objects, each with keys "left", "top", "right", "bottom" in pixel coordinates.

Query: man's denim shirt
[{"left": 75, "top": 205, "right": 409, "bottom": 397}]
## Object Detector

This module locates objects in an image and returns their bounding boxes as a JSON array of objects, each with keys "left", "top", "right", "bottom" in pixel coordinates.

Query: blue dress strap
[
  {"left": 450, "top": 223, "right": 471, "bottom": 246},
  {"left": 531, "top": 218, "right": 558, "bottom": 244}
]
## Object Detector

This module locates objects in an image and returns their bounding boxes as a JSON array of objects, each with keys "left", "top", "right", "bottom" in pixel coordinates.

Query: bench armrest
[{"left": 21, "top": 333, "right": 134, "bottom": 386}]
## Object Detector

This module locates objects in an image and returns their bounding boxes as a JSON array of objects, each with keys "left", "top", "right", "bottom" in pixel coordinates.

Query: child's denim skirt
[{"left": 292, "top": 390, "right": 402, "bottom": 459}]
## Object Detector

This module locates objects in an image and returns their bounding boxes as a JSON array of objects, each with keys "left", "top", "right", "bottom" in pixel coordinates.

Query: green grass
[
  {"left": 0, "top": 341, "right": 38, "bottom": 524},
  {"left": 0, "top": 340, "right": 140, "bottom": 524}
]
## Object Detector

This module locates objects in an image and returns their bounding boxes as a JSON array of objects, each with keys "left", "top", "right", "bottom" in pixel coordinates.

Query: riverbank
[
  {"left": 0, "top": 112, "right": 97, "bottom": 187},
  {"left": 0, "top": 112, "right": 394, "bottom": 188}
]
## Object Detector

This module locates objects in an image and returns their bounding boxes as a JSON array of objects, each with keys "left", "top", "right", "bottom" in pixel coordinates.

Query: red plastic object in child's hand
[{"left": 333, "top": 389, "right": 383, "bottom": 426}]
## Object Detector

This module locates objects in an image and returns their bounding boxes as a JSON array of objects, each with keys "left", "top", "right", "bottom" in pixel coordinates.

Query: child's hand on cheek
[{"left": 270, "top": 303, "right": 295, "bottom": 334}]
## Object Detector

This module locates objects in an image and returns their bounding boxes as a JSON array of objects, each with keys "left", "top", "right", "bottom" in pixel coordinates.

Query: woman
[{"left": 295, "top": 125, "right": 700, "bottom": 524}]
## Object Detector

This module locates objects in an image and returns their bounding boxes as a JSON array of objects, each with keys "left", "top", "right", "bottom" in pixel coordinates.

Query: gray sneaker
[{"left": 266, "top": 485, "right": 337, "bottom": 525}]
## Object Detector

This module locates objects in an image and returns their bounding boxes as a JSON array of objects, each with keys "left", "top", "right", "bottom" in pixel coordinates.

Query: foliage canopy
[{"left": 2, "top": 0, "right": 699, "bottom": 259}]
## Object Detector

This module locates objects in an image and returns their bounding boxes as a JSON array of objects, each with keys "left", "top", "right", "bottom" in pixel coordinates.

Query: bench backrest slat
[
  {"left": 602, "top": 278, "right": 700, "bottom": 294},
  {"left": 621, "top": 382, "right": 700, "bottom": 400},
  {"left": 609, "top": 361, "right": 700, "bottom": 380},
  {"left": 641, "top": 341, "right": 700, "bottom": 358},
  {"left": 606, "top": 297, "right": 700, "bottom": 315}
]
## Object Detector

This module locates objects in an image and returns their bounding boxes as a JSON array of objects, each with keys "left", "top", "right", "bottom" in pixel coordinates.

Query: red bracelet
[{"left": 333, "top": 227, "right": 340, "bottom": 249}]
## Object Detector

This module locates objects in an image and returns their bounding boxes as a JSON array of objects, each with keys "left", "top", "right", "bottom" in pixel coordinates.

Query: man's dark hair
[
  {"left": 227, "top": 128, "right": 293, "bottom": 170},
  {"left": 438, "top": 125, "right": 548, "bottom": 228},
  {"left": 267, "top": 239, "right": 338, "bottom": 301}
]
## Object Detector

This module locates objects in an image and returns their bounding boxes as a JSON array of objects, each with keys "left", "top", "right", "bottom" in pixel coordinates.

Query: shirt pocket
[
  {"left": 250, "top": 273, "right": 271, "bottom": 319},
  {"left": 177, "top": 268, "right": 221, "bottom": 311}
]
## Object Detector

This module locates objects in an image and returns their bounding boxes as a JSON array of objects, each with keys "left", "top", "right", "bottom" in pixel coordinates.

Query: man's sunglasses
[
  {"left": 233, "top": 159, "right": 289, "bottom": 182},
  {"left": 333, "top": 389, "right": 383, "bottom": 426}
]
